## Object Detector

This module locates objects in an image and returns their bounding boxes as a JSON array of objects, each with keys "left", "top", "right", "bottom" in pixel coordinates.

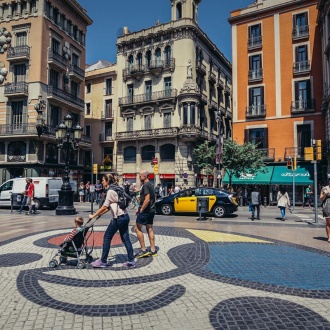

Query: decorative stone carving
[
  {"left": 0, "top": 63, "right": 8, "bottom": 84},
  {"left": 0, "top": 28, "right": 12, "bottom": 53}
]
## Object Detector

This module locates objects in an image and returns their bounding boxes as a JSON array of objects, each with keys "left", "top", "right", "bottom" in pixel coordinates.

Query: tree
[
  {"left": 192, "top": 141, "right": 216, "bottom": 175},
  {"left": 222, "top": 139, "right": 267, "bottom": 187}
]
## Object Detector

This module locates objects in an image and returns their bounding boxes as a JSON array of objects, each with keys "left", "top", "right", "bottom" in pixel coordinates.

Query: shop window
[
  {"left": 160, "top": 144, "right": 175, "bottom": 161},
  {"left": 124, "top": 146, "right": 136, "bottom": 162},
  {"left": 141, "top": 145, "right": 155, "bottom": 162}
]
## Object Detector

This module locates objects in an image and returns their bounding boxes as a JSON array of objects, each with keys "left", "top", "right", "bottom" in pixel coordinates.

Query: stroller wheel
[
  {"left": 49, "top": 260, "right": 58, "bottom": 268},
  {"left": 85, "top": 255, "right": 93, "bottom": 264},
  {"left": 77, "top": 261, "right": 85, "bottom": 269},
  {"left": 59, "top": 256, "right": 67, "bottom": 264}
]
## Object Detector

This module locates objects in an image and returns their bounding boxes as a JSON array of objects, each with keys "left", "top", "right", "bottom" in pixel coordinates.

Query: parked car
[
  {"left": 0, "top": 177, "right": 63, "bottom": 209},
  {"left": 155, "top": 187, "right": 238, "bottom": 218}
]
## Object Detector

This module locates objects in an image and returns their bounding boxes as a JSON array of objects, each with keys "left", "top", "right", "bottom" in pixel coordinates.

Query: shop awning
[
  {"left": 270, "top": 165, "right": 313, "bottom": 185},
  {"left": 222, "top": 166, "right": 274, "bottom": 185}
]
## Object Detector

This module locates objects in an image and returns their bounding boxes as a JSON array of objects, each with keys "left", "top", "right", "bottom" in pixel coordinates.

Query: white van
[{"left": 0, "top": 177, "right": 63, "bottom": 209}]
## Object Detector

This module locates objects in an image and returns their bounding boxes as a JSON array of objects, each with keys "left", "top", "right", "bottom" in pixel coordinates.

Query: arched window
[
  {"left": 155, "top": 48, "right": 161, "bottom": 65},
  {"left": 160, "top": 144, "right": 175, "bottom": 161},
  {"left": 164, "top": 46, "right": 171, "bottom": 66},
  {"left": 190, "top": 103, "right": 195, "bottom": 125},
  {"left": 128, "top": 55, "right": 133, "bottom": 70},
  {"left": 193, "top": 4, "right": 196, "bottom": 20},
  {"left": 176, "top": 2, "right": 182, "bottom": 19},
  {"left": 124, "top": 146, "right": 136, "bottom": 162},
  {"left": 137, "top": 53, "right": 142, "bottom": 69},
  {"left": 141, "top": 145, "right": 155, "bottom": 162},
  {"left": 146, "top": 50, "right": 151, "bottom": 68}
]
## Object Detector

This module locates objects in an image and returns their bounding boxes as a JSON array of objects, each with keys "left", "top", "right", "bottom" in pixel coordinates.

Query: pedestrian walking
[
  {"left": 250, "top": 185, "right": 261, "bottom": 220},
  {"left": 85, "top": 181, "right": 91, "bottom": 202},
  {"left": 319, "top": 178, "right": 330, "bottom": 243},
  {"left": 78, "top": 182, "right": 85, "bottom": 203},
  {"left": 94, "top": 180, "right": 102, "bottom": 204},
  {"left": 134, "top": 170, "right": 157, "bottom": 258},
  {"left": 88, "top": 174, "right": 135, "bottom": 268},
  {"left": 242, "top": 187, "right": 248, "bottom": 206},
  {"left": 277, "top": 185, "right": 291, "bottom": 221},
  {"left": 17, "top": 178, "right": 30, "bottom": 213},
  {"left": 303, "top": 184, "right": 313, "bottom": 208},
  {"left": 26, "top": 178, "right": 36, "bottom": 215}
]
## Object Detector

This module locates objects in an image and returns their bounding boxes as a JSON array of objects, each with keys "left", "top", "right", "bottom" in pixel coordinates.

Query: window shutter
[
  {"left": 263, "top": 128, "right": 268, "bottom": 148},
  {"left": 244, "top": 129, "right": 250, "bottom": 143},
  {"left": 295, "top": 46, "right": 299, "bottom": 62},
  {"left": 292, "top": 14, "right": 296, "bottom": 27},
  {"left": 304, "top": 12, "right": 308, "bottom": 25},
  {"left": 259, "top": 54, "right": 262, "bottom": 68},
  {"left": 22, "top": 100, "right": 28, "bottom": 124},
  {"left": 261, "top": 86, "right": 265, "bottom": 106},
  {"left": 248, "top": 25, "right": 251, "bottom": 38},
  {"left": 306, "top": 80, "right": 311, "bottom": 101},
  {"left": 6, "top": 103, "right": 11, "bottom": 125},
  {"left": 249, "top": 56, "right": 252, "bottom": 70},
  {"left": 249, "top": 88, "right": 253, "bottom": 106},
  {"left": 294, "top": 81, "right": 299, "bottom": 101}
]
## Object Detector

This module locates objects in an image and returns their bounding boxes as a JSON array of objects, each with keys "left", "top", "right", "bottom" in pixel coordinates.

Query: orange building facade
[{"left": 229, "top": 0, "right": 325, "bottom": 203}]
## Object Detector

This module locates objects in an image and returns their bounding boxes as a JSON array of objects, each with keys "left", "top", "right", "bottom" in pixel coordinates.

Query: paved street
[{"left": 0, "top": 203, "right": 329, "bottom": 329}]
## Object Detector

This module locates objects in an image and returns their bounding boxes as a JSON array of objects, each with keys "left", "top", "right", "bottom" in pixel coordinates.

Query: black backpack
[{"left": 109, "top": 184, "right": 132, "bottom": 209}]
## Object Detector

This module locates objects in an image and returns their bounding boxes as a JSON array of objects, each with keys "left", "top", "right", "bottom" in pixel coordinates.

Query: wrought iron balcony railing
[
  {"left": 293, "top": 60, "right": 310, "bottom": 74},
  {"left": 69, "top": 64, "right": 84, "bottom": 79},
  {"left": 7, "top": 45, "right": 30, "bottom": 60},
  {"left": 47, "top": 86, "right": 84, "bottom": 109},
  {"left": 292, "top": 25, "right": 309, "bottom": 39},
  {"left": 246, "top": 105, "right": 266, "bottom": 118},
  {"left": 248, "top": 68, "right": 263, "bottom": 81},
  {"left": 196, "top": 61, "right": 206, "bottom": 75},
  {"left": 284, "top": 147, "right": 304, "bottom": 160},
  {"left": 119, "top": 88, "right": 177, "bottom": 106},
  {"left": 48, "top": 50, "right": 67, "bottom": 67},
  {"left": 291, "top": 99, "right": 315, "bottom": 113},
  {"left": 208, "top": 71, "right": 216, "bottom": 83},
  {"left": 4, "top": 82, "right": 28, "bottom": 95},
  {"left": 248, "top": 36, "right": 262, "bottom": 49},
  {"left": 102, "top": 109, "right": 114, "bottom": 119},
  {"left": 116, "top": 127, "right": 178, "bottom": 140},
  {"left": 99, "top": 134, "right": 114, "bottom": 142},
  {"left": 257, "top": 148, "right": 275, "bottom": 161}
]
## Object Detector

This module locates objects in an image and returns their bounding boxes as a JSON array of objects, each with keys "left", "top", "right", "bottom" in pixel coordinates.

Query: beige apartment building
[
  {"left": 115, "top": 0, "right": 232, "bottom": 190},
  {"left": 0, "top": 0, "right": 92, "bottom": 184},
  {"left": 84, "top": 60, "right": 118, "bottom": 176}
]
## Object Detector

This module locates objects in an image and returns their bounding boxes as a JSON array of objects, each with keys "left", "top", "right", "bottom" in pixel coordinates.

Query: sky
[{"left": 78, "top": 0, "right": 254, "bottom": 65}]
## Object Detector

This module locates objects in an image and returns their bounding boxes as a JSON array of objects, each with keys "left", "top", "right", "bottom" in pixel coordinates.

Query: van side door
[{"left": 0, "top": 180, "right": 14, "bottom": 206}]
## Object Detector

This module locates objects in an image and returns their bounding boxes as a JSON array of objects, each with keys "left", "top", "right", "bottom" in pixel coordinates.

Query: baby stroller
[{"left": 49, "top": 219, "right": 97, "bottom": 269}]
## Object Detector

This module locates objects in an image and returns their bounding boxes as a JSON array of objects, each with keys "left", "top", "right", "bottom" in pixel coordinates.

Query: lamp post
[
  {"left": 55, "top": 113, "right": 83, "bottom": 215},
  {"left": 216, "top": 110, "right": 223, "bottom": 188},
  {"left": 35, "top": 94, "right": 46, "bottom": 137}
]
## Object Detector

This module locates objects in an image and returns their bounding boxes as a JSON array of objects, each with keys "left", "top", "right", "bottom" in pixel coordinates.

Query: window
[
  {"left": 86, "top": 103, "right": 91, "bottom": 116},
  {"left": 137, "top": 53, "right": 142, "bottom": 69},
  {"left": 105, "top": 122, "right": 112, "bottom": 138},
  {"left": 128, "top": 55, "right": 133, "bottom": 70},
  {"left": 12, "top": 101, "right": 23, "bottom": 128},
  {"left": 297, "top": 124, "right": 311, "bottom": 150},
  {"left": 51, "top": 38, "right": 60, "bottom": 54},
  {"left": 155, "top": 48, "right": 161, "bottom": 65},
  {"left": 165, "top": 46, "right": 171, "bottom": 66},
  {"left": 85, "top": 125, "right": 91, "bottom": 137},
  {"left": 248, "top": 86, "right": 264, "bottom": 115},
  {"left": 176, "top": 3, "right": 182, "bottom": 19},
  {"left": 144, "top": 115, "right": 151, "bottom": 130},
  {"left": 248, "top": 24, "right": 262, "bottom": 48},
  {"left": 71, "top": 81, "right": 79, "bottom": 97},
  {"left": 105, "top": 78, "right": 112, "bottom": 95},
  {"left": 86, "top": 83, "right": 91, "bottom": 94},
  {"left": 13, "top": 64, "right": 26, "bottom": 82},
  {"left": 160, "top": 144, "right": 175, "bottom": 161},
  {"left": 164, "top": 77, "right": 172, "bottom": 97},
  {"left": 164, "top": 112, "right": 171, "bottom": 128},
  {"left": 15, "top": 32, "right": 27, "bottom": 46},
  {"left": 294, "top": 45, "right": 309, "bottom": 72},
  {"left": 245, "top": 128, "right": 268, "bottom": 149},
  {"left": 124, "top": 146, "right": 136, "bottom": 162},
  {"left": 103, "top": 148, "right": 113, "bottom": 165},
  {"left": 49, "top": 69, "right": 59, "bottom": 88},
  {"left": 72, "top": 53, "right": 79, "bottom": 67},
  {"left": 50, "top": 105, "right": 61, "bottom": 126},
  {"left": 294, "top": 80, "right": 312, "bottom": 108},
  {"left": 127, "top": 117, "right": 133, "bottom": 131},
  {"left": 141, "top": 145, "right": 155, "bottom": 161},
  {"left": 105, "top": 99, "right": 112, "bottom": 118},
  {"left": 183, "top": 104, "right": 188, "bottom": 125},
  {"left": 145, "top": 81, "right": 152, "bottom": 100},
  {"left": 293, "top": 12, "right": 309, "bottom": 38},
  {"left": 190, "top": 103, "right": 195, "bottom": 125},
  {"left": 127, "top": 84, "right": 134, "bottom": 102},
  {"left": 146, "top": 50, "right": 151, "bottom": 68},
  {"left": 249, "top": 54, "right": 262, "bottom": 79}
]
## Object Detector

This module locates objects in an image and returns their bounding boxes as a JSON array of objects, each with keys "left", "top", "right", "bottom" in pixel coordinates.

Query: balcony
[
  {"left": 123, "top": 64, "right": 147, "bottom": 81},
  {"left": 248, "top": 68, "right": 263, "bottom": 82},
  {"left": 208, "top": 100, "right": 218, "bottom": 110},
  {"left": 69, "top": 64, "right": 84, "bottom": 81},
  {"left": 217, "top": 79, "right": 224, "bottom": 90},
  {"left": 149, "top": 58, "right": 175, "bottom": 77},
  {"left": 248, "top": 36, "right": 262, "bottom": 50},
  {"left": 0, "top": 123, "right": 55, "bottom": 137},
  {"left": 246, "top": 105, "right": 266, "bottom": 118},
  {"left": 102, "top": 109, "right": 114, "bottom": 119},
  {"left": 208, "top": 71, "right": 216, "bottom": 84},
  {"left": 196, "top": 61, "right": 206, "bottom": 76},
  {"left": 4, "top": 82, "right": 28, "bottom": 97},
  {"left": 200, "top": 92, "right": 208, "bottom": 104},
  {"left": 291, "top": 99, "right": 315, "bottom": 114},
  {"left": 116, "top": 127, "right": 179, "bottom": 141},
  {"left": 178, "top": 125, "right": 204, "bottom": 142},
  {"left": 257, "top": 148, "right": 275, "bottom": 162},
  {"left": 6, "top": 46, "right": 30, "bottom": 61},
  {"left": 119, "top": 88, "right": 177, "bottom": 107},
  {"left": 47, "top": 86, "right": 84, "bottom": 111},
  {"left": 224, "top": 84, "right": 231, "bottom": 95},
  {"left": 48, "top": 50, "right": 67, "bottom": 70},
  {"left": 293, "top": 61, "right": 310, "bottom": 75},
  {"left": 284, "top": 147, "right": 304, "bottom": 161},
  {"left": 99, "top": 134, "right": 114, "bottom": 142},
  {"left": 292, "top": 25, "right": 309, "bottom": 40}
]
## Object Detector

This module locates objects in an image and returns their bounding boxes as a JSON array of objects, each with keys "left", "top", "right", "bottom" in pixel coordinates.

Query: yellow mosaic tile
[{"left": 187, "top": 229, "right": 272, "bottom": 243}]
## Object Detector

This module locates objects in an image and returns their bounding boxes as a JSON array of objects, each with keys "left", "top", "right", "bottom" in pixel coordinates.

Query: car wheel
[
  {"left": 33, "top": 198, "right": 41, "bottom": 210},
  {"left": 161, "top": 204, "right": 173, "bottom": 215},
  {"left": 213, "top": 205, "right": 226, "bottom": 218}
]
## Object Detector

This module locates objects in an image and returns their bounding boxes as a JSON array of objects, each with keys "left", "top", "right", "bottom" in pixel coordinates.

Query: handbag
[{"left": 248, "top": 203, "right": 253, "bottom": 212}]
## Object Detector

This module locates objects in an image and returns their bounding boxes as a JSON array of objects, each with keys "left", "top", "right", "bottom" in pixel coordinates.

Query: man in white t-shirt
[{"left": 174, "top": 184, "right": 180, "bottom": 194}]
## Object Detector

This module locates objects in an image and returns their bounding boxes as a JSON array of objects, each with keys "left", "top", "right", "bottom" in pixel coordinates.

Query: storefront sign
[
  {"left": 123, "top": 173, "right": 136, "bottom": 179},
  {"left": 160, "top": 174, "right": 175, "bottom": 179}
]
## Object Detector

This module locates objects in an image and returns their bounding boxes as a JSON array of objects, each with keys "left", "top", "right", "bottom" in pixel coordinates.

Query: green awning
[
  {"left": 223, "top": 166, "right": 274, "bottom": 185},
  {"left": 270, "top": 165, "right": 313, "bottom": 185}
]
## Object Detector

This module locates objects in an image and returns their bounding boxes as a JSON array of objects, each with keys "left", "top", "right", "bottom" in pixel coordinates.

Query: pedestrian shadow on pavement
[{"left": 313, "top": 236, "right": 329, "bottom": 242}]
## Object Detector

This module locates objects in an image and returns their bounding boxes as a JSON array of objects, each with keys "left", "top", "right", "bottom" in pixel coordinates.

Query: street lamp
[
  {"left": 216, "top": 110, "right": 223, "bottom": 188},
  {"left": 55, "top": 113, "right": 83, "bottom": 215},
  {"left": 35, "top": 94, "right": 46, "bottom": 137}
]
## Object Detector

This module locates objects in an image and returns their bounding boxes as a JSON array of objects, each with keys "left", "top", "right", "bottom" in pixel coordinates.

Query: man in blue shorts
[{"left": 134, "top": 170, "right": 157, "bottom": 258}]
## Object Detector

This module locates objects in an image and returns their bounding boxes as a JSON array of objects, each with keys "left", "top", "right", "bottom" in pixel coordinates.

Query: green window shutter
[{"left": 22, "top": 99, "right": 28, "bottom": 124}]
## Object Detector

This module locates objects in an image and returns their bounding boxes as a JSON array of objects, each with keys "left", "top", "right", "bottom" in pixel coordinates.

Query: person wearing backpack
[
  {"left": 88, "top": 173, "right": 135, "bottom": 268},
  {"left": 154, "top": 183, "right": 161, "bottom": 199}
]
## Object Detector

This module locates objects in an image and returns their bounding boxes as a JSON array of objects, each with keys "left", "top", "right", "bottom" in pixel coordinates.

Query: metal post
[
  {"left": 313, "top": 160, "right": 318, "bottom": 223},
  {"left": 216, "top": 111, "right": 222, "bottom": 188},
  {"left": 90, "top": 153, "right": 94, "bottom": 214},
  {"left": 292, "top": 168, "right": 295, "bottom": 212}
]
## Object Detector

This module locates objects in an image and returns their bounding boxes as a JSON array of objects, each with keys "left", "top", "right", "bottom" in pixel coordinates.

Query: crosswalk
[{"left": 293, "top": 212, "right": 325, "bottom": 224}]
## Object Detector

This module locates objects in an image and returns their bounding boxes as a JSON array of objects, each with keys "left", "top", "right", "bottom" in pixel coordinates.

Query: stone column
[
  {"left": 63, "top": 16, "right": 67, "bottom": 31},
  {"left": 8, "top": 3, "right": 13, "bottom": 17},
  {"left": 26, "top": 0, "right": 31, "bottom": 14},
  {"left": 17, "top": 0, "right": 22, "bottom": 15}
]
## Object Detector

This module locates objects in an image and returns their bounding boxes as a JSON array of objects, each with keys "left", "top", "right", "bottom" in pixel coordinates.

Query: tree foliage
[
  {"left": 222, "top": 139, "right": 267, "bottom": 187},
  {"left": 192, "top": 141, "right": 216, "bottom": 175}
]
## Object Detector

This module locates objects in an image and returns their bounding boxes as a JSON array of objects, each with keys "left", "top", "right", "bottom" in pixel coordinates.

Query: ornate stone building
[
  {"left": 0, "top": 0, "right": 92, "bottom": 184},
  {"left": 115, "top": 0, "right": 232, "bottom": 190}
]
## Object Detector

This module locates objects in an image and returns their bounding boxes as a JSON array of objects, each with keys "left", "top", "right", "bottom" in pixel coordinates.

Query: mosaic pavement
[{"left": 0, "top": 226, "right": 329, "bottom": 329}]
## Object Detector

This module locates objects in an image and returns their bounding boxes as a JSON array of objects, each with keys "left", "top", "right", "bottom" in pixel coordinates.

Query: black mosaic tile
[{"left": 0, "top": 253, "right": 42, "bottom": 267}]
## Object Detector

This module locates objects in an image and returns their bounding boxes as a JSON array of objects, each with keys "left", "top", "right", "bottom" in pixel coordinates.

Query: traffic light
[
  {"left": 287, "top": 159, "right": 292, "bottom": 170},
  {"left": 154, "top": 164, "right": 159, "bottom": 175},
  {"left": 93, "top": 164, "right": 98, "bottom": 174},
  {"left": 304, "top": 147, "right": 314, "bottom": 161},
  {"left": 316, "top": 140, "right": 322, "bottom": 161},
  {"left": 293, "top": 156, "right": 297, "bottom": 170}
]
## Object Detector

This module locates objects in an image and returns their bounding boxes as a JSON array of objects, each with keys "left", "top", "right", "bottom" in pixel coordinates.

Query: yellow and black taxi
[{"left": 155, "top": 187, "right": 238, "bottom": 218}]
